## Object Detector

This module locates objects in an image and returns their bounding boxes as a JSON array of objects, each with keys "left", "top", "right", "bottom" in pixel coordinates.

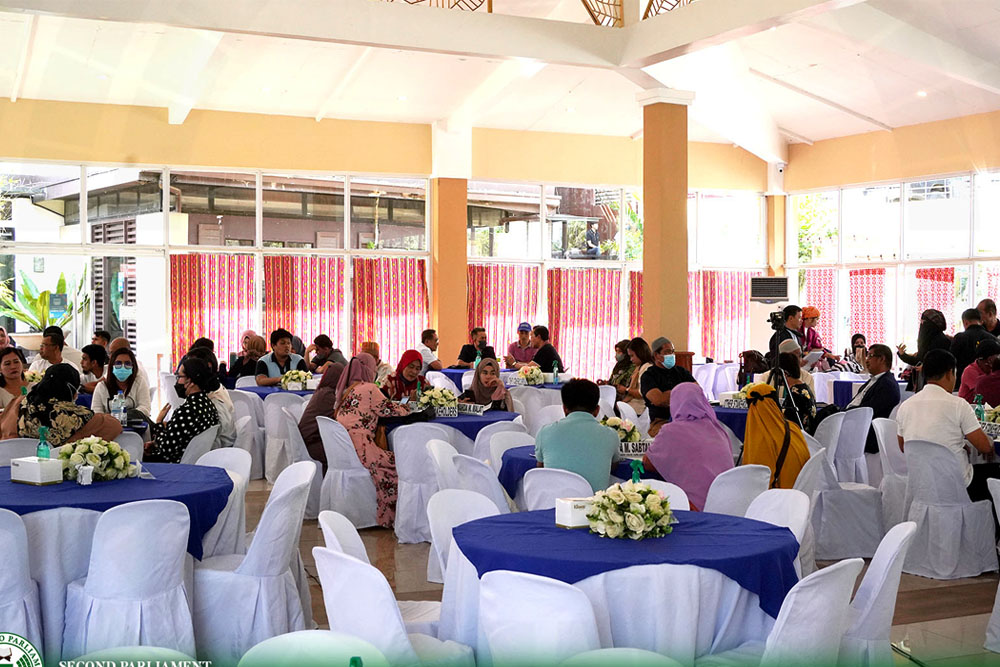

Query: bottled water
[
  {"left": 113, "top": 391, "right": 128, "bottom": 425},
  {"left": 36, "top": 425, "right": 50, "bottom": 459},
  {"left": 552, "top": 362, "right": 559, "bottom": 385}
]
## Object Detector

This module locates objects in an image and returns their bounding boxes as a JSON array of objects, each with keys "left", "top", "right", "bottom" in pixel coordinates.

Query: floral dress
[
  {"left": 335, "top": 382, "right": 411, "bottom": 527},
  {"left": 18, "top": 398, "right": 94, "bottom": 446}
]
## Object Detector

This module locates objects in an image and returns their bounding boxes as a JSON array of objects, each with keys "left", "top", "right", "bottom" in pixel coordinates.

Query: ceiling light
[
  {"left": 916, "top": 90, "right": 928, "bottom": 98},
  {"left": 262, "top": 86, "right": 272, "bottom": 93},
  {"left": 566, "top": 106, "right": 576, "bottom": 113},
  {"left": 97, "top": 74, "right": 108, "bottom": 80},
  {"left": 513, "top": 57, "right": 545, "bottom": 78},
  {"left": 398, "top": 95, "right": 408, "bottom": 102}
]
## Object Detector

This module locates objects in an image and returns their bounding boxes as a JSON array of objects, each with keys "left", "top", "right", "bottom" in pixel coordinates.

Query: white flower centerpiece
[
  {"left": 600, "top": 416, "right": 641, "bottom": 442},
  {"left": 587, "top": 481, "right": 675, "bottom": 540},
  {"left": 983, "top": 407, "right": 1000, "bottom": 439},
  {"left": 281, "top": 369, "right": 311, "bottom": 391},
  {"left": 24, "top": 370, "right": 43, "bottom": 385},
  {"left": 518, "top": 366, "right": 544, "bottom": 386},
  {"left": 58, "top": 436, "right": 139, "bottom": 482},
  {"left": 418, "top": 387, "right": 458, "bottom": 418}
]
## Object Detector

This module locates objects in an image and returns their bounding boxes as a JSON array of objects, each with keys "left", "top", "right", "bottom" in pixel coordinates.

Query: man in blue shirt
[{"left": 535, "top": 379, "right": 621, "bottom": 492}]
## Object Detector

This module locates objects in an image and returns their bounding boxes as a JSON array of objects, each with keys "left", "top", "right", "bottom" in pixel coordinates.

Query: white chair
[
  {"left": 231, "top": 390, "right": 266, "bottom": 479},
  {"left": 531, "top": 404, "right": 565, "bottom": 437},
  {"left": 230, "top": 388, "right": 266, "bottom": 428},
  {"left": 873, "top": 419, "right": 908, "bottom": 529},
  {"left": 115, "top": 431, "right": 144, "bottom": 463},
  {"left": 281, "top": 407, "right": 324, "bottom": 520},
  {"left": 791, "top": 449, "right": 829, "bottom": 577},
  {"left": 179, "top": 424, "right": 221, "bottom": 465},
  {"left": 713, "top": 364, "right": 739, "bottom": 398},
  {"left": 197, "top": 446, "right": 253, "bottom": 483},
  {"left": 616, "top": 401, "right": 649, "bottom": 439},
  {"left": 523, "top": 468, "right": 593, "bottom": 510},
  {"left": 197, "top": 447, "right": 252, "bottom": 559},
  {"left": 454, "top": 453, "right": 513, "bottom": 514},
  {"left": 695, "top": 558, "right": 864, "bottom": 667},
  {"left": 393, "top": 423, "right": 451, "bottom": 544},
  {"left": 427, "top": 489, "right": 499, "bottom": 585},
  {"left": 233, "top": 412, "right": 265, "bottom": 481},
  {"left": 563, "top": 649, "right": 682, "bottom": 667},
  {"left": 235, "top": 376, "right": 258, "bottom": 389},
  {"left": 702, "top": 465, "right": 770, "bottom": 516},
  {"left": 519, "top": 389, "right": 548, "bottom": 435},
  {"left": 0, "top": 439, "right": 40, "bottom": 465},
  {"left": 426, "top": 370, "right": 460, "bottom": 396},
  {"left": 479, "top": 570, "right": 600, "bottom": 666},
  {"left": 238, "top": 630, "right": 390, "bottom": 667},
  {"left": 489, "top": 431, "right": 536, "bottom": 475},
  {"left": 0, "top": 509, "right": 41, "bottom": 650},
  {"left": 462, "top": 370, "right": 475, "bottom": 392},
  {"left": 314, "top": 547, "right": 474, "bottom": 667},
  {"left": 316, "top": 416, "right": 377, "bottom": 529},
  {"left": 903, "top": 440, "right": 997, "bottom": 579},
  {"left": 161, "top": 371, "right": 184, "bottom": 409},
  {"left": 473, "top": 420, "right": 527, "bottom": 462},
  {"left": 745, "top": 488, "right": 810, "bottom": 576},
  {"left": 803, "top": 432, "right": 823, "bottom": 458},
  {"left": 834, "top": 408, "right": 873, "bottom": 484},
  {"left": 194, "top": 462, "right": 315, "bottom": 665},
  {"left": 692, "top": 363, "right": 718, "bottom": 401},
  {"left": 318, "top": 510, "right": 370, "bottom": 564},
  {"left": 512, "top": 397, "right": 526, "bottom": 416},
  {"left": 642, "top": 480, "right": 690, "bottom": 510},
  {"left": 719, "top": 422, "right": 744, "bottom": 464},
  {"left": 840, "top": 522, "right": 918, "bottom": 667},
  {"left": 807, "top": 448, "right": 884, "bottom": 560},
  {"left": 263, "top": 393, "right": 308, "bottom": 483},
  {"left": 598, "top": 385, "right": 617, "bottom": 419},
  {"left": 814, "top": 411, "right": 845, "bottom": 464},
  {"left": 62, "top": 500, "right": 194, "bottom": 659},
  {"left": 427, "top": 439, "right": 462, "bottom": 491}
]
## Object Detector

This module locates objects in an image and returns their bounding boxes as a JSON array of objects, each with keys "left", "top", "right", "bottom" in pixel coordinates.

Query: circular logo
[{"left": 0, "top": 633, "right": 42, "bottom": 667}]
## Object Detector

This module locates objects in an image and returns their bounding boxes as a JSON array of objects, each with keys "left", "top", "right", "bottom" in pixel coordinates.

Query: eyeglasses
[{"left": 113, "top": 361, "right": 134, "bottom": 369}]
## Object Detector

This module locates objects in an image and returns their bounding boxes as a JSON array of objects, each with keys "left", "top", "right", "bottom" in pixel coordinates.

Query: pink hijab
[
  {"left": 335, "top": 353, "right": 377, "bottom": 408},
  {"left": 644, "top": 382, "right": 734, "bottom": 511}
]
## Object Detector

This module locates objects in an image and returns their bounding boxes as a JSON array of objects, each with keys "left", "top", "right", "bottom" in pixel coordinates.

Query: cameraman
[{"left": 768, "top": 305, "right": 804, "bottom": 362}]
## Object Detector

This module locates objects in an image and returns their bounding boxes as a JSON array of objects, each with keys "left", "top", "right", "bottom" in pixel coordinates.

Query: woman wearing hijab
[
  {"left": 228, "top": 335, "right": 267, "bottom": 379},
  {"left": 237, "top": 330, "right": 257, "bottom": 357},
  {"left": 335, "top": 353, "right": 412, "bottom": 527},
  {"left": 642, "top": 382, "right": 733, "bottom": 511},
  {"left": 458, "top": 358, "right": 514, "bottom": 411},
  {"left": 898, "top": 309, "right": 952, "bottom": 390},
  {"left": 298, "top": 362, "right": 346, "bottom": 471},
  {"left": 16, "top": 363, "right": 122, "bottom": 445},
  {"left": 382, "top": 350, "right": 425, "bottom": 401},
  {"left": 741, "top": 382, "right": 810, "bottom": 489}
]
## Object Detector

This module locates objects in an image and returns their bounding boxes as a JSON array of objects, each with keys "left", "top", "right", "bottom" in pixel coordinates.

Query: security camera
[{"left": 777, "top": 163, "right": 786, "bottom": 174}]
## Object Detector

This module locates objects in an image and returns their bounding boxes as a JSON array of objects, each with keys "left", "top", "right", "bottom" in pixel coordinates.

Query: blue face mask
[
  {"left": 112, "top": 366, "right": 133, "bottom": 382},
  {"left": 662, "top": 354, "right": 676, "bottom": 370}
]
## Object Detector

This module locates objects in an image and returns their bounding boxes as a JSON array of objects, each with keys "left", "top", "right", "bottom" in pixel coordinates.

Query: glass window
[
  {"left": 975, "top": 262, "right": 1000, "bottom": 304},
  {"left": 904, "top": 177, "right": 971, "bottom": 260},
  {"left": 466, "top": 181, "right": 542, "bottom": 259},
  {"left": 0, "top": 253, "right": 88, "bottom": 350},
  {"left": 974, "top": 172, "right": 1000, "bottom": 256},
  {"left": 696, "top": 192, "right": 765, "bottom": 268},
  {"left": 545, "top": 185, "right": 621, "bottom": 261},
  {"left": 165, "top": 171, "right": 256, "bottom": 247},
  {"left": 841, "top": 184, "right": 900, "bottom": 263},
  {"left": 901, "top": 264, "right": 972, "bottom": 343},
  {"left": 1, "top": 162, "right": 82, "bottom": 245},
  {"left": 624, "top": 188, "right": 643, "bottom": 262},
  {"left": 788, "top": 191, "right": 839, "bottom": 265},
  {"left": 847, "top": 267, "right": 897, "bottom": 350},
  {"left": 351, "top": 177, "right": 426, "bottom": 250},
  {"left": 87, "top": 167, "right": 163, "bottom": 245},
  {"left": 263, "top": 174, "right": 345, "bottom": 249}
]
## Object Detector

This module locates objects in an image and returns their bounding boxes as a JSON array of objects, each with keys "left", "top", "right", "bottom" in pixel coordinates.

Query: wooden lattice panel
[
  {"left": 581, "top": 0, "right": 623, "bottom": 27},
  {"left": 385, "top": 0, "right": 489, "bottom": 10},
  {"left": 643, "top": 0, "right": 694, "bottom": 19}
]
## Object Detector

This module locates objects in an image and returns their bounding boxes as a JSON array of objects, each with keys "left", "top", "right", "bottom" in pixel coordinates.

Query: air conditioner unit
[
  {"left": 750, "top": 276, "right": 789, "bottom": 303},
  {"left": 748, "top": 277, "right": 790, "bottom": 353}
]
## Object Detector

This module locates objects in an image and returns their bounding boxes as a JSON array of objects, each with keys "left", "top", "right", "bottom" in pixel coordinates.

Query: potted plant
[{"left": 0, "top": 268, "right": 91, "bottom": 350}]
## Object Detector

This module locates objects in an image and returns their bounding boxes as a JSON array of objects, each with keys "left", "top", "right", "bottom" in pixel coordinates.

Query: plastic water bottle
[
  {"left": 114, "top": 391, "right": 127, "bottom": 425},
  {"left": 416, "top": 380, "right": 423, "bottom": 400},
  {"left": 974, "top": 394, "right": 987, "bottom": 422},
  {"left": 36, "top": 425, "right": 50, "bottom": 459},
  {"left": 552, "top": 362, "right": 559, "bottom": 385},
  {"left": 474, "top": 349, "right": 482, "bottom": 369}
]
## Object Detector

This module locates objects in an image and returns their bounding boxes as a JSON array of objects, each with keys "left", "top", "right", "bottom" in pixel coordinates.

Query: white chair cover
[
  {"left": 702, "top": 466, "right": 770, "bottom": 517},
  {"left": 598, "top": 385, "right": 617, "bottom": 419},
  {"left": 179, "top": 424, "right": 221, "bottom": 465},
  {"left": 426, "top": 371, "right": 460, "bottom": 396},
  {"left": 198, "top": 447, "right": 252, "bottom": 482},
  {"left": 316, "top": 416, "right": 377, "bottom": 529},
  {"left": 161, "top": 372, "right": 183, "bottom": 410},
  {"left": 197, "top": 449, "right": 251, "bottom": 559},
  {"left": 0, "top": 439, "right": 39, "bottom": 465},
  {"left": 235, "top": 376, "right": 258, "bottom": 389},
  {"left": 809, "top": 448, "right": 884, "bottom": 560},
  {"left": 479, "top": 569, "right": 601, "bottom": 666},
  {"left": 719, "top": 423, "right": 743, "bottom": 464},
  {"left": 62, "top": 500, "right": 194, "bottom": 659},
  {"left": 394, "top": 424, "right": 451, "bottom": 544},
  {"left": 0, "top": 509, "right": 41, "bottom": 650},
  {"left": 803, "top": 433, "right": 823, "bottom": 458},
  {"left": 115, "top": 431, "right": 144, "bottom": 463},
  {"left": 814, "top": 412, "right": 845, "bottom": 463},
  {"left": 790, "top": 449, "right": 829, "bottom": 577},
  {"left": 562, "top": 648, "right": 683, "bottom": 667},
  {"left": 237, "top": 630, "right": 390, "bottom": 667},
  {"left": 231, "top": 388, "right": 266, "bottom": 429},
  {"left": 642, "top": 480, "right": 690, "bottom": 511},
  {"left": 489, "top": 431, "right": 536, "bottom": 474},
  {"left": 523, "top": 468, "right": 593, "bottom": 511},
  {"left": 194, "top": 461, "right": 315, "bottom": 665},
  {"left": 462, "top": 371, "right": 475, "bottom": 392},
  {"left": 473, "top": 421, "right": 526, "bottom": 462},
  {"left": 744, "top": 489, "right": 810, "bottom": 545},
  {"left": 693, "top": 364, "right": 718, "bottom": 401},
  {"left": 532, "top": 404, "right": 566, "bottom": 437},
  {"left": 873, "top": 419, "right": 908, "bottom": 529},
  {"left": 233, "top": 412, "right": 265, "bottom": 481},
  {"left": 263, "top": 393, "right": 307, "bottom": 483},
  {"left": 834, "top": 408, "right": 872, "bottom": 484},
  {"left": 427, "top": 489, "right": 500, "bottom": 584},
  {"left": 512, "top": 397, "right": 526, "bottom": 415},
  {"left": 616, "top": 402, "right": 649, "bottom": 439},
  {"left": 318, "top": 510, "right": 370, "bottom": 564},
  {"left": 231, "top": 390, "right": 266, "bottom": 479},
  {"left": 903, "top": 440, "right": 997, "bottom": 579},
  {"left": 427, "top": 439, "right": 462, "bottom": 491},
  {"left": 840, "top": 522, "right": 917, "bottom": 667},
  {"left": 519, "top": 389, "right": 549, "bottom": 435},
  {"left": 453, "top": 454, "right": 514, "bottom": 514},
  {"left": 315, "top": 547, "right": 474, "bottom": 667},
  {"left": 281, "top": 407, "right": 323, "bottom": 520}
]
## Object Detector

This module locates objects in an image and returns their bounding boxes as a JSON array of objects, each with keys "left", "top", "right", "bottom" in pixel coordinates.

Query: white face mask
[
  {"left": 662, "top": 354, "right": 676, "bottom": 370},
  {"left": 615, "top": 352, "right": 626, "bottom": 363}
]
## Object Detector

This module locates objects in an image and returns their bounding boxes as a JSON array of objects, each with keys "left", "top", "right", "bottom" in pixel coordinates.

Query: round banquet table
[
  {"left": 238, "top": 385, "right": 314, "bottom": 398},
  {"left": 0, "top": 463, "right": 242, "bottom": 664},
  {"left": 439, "top": 510, "right": 799, "bottom": 665},
  {"left": 440, "top": 368, "right": 515, "bottom": 389},
  {"left": 386, "top": 411, "right": 518, "bottom": 456},
  {"left": 713, "top": 406, "right": 748, "bottom": 442}
]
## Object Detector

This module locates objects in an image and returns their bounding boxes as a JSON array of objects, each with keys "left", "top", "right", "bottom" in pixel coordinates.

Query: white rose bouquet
[
  {"left": 986, "top": 407, "right": 999, "bottom": 424},
  {"left": 600, "top": 416, "right": 641, "bottom": 442},
  {"left": 280, "top": 369, "right": 311, "bottom": 390},
  {"left": 518, "top": 366, "right": 544, "bottom": 385},
  {"left": 24, "top": 371, "right": 43, "bottom": 384},
  {"left": 418, "top": 387, "right": 457, "bottom": 409},
  {"left": 587, "top": 481, "right": 675, "bottom": 540},
  {"left": 58, "top": 436, "right": 139, "bottom": 482}
]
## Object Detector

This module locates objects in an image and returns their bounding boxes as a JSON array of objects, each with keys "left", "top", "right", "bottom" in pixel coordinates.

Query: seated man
[
  {"left": 535, "top": 379, "right": 620, "bottom": 493},
  {"left": 79, "top": 343, "right": 108, "bottom": 394},
  {"left": 897, "top": 349, "right": 996, "bottom": 503},
  {"left": 504, "top": 322, "right": 536, "bottom": 370},
  {"left": 455, "top": 327, "right": 497, "bottom": 368},
  {"left": 527, "top": 325, "right": 564, "bottom": 373},
  {"left": 416, "top": 329, "right": 443, "bottom": 374},
  {"left": 640, "top": 337, "right": 696, "bottom": 437},
  {"left": 305, "top": 334, "right": 347, "bottom": 373},
  {"left": 975, "top": 350, "right": 1000, "bottom": 408},
  {"left": 960, "top": 338, "right": 1000, "bottom": 402},
  {"left": 951, "top": 308, "right": 994, "bottom": 387},
  {"left": 255, "top": 328, "right": 308, "bottom": 386},
  {"left": 29, "top": 329, "right": 81, "bottom": 373},
  {"left": 43, "top": 325, "right": 84, "bottom": 369},
  {"left": 766, "top": 339, "right": 817, "bottom": 396},
  {"left": 846, "top": 344, "right": 900, "bottom": 452}
]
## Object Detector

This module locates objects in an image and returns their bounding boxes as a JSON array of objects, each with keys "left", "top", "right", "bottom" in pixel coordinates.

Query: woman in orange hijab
[{"left": 742, "top": 382, "right": 810, "bottom": 489}]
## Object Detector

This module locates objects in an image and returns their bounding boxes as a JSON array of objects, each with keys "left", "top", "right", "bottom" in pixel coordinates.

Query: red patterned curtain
[
  {"left": 352, "top": 256, "right": 429, "bottom": 367},
  {"left": 849, "top": 268, "right": 886, "bottom": 345},
  {"left": 628, "top": 271, "right": 643, "bottom": 338},
  {"left": 547, "top": 267, "right": 621, "bottom": 381},
  {"left": 687, "top": 271, "right": 703, "bottom": 357},
  {"left": 170, "top": 254, "right": 255, "bottom": 366},
  {"left": 467, "top": 263, "right": 539, "bottom": 353},
  {"left": 264, "top": 255, "right": 344, "bottom": 348},
  {"left": 916, "top": 267, "right": 957, "bottom": 334},
  {"left": 685, "top": 271, "right": 758, "bottom": 362},
  {"left": 801, "top": 268, "right": 837, "bottom": 347},
  {"left": 985, "top": 266, "right": 1000, "bottom": 301}
]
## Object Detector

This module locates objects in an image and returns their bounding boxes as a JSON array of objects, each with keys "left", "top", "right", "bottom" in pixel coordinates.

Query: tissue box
[
  {"left": 555, "top": 497, "right": 593, "bottom": 529},
  {"left": 306, "top": 378, "right": 320, "bottom": 390},
  {"left": 284, "top": 382, "right": 303, "bottom": 391},
  {"left": 11, "top": 456, "right": 63, "bottom": 486}
]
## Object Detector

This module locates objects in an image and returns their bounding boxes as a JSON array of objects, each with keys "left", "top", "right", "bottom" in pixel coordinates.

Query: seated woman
[
  {"left": 741, "top": 382, "right": 810, "bottom": 489},
  {"left": 362, "top": 341, "right": 393, "bottom": 387},
  {"left": 777, "top": 352, "right": 817, "bottom": 433},
  {"left": 335, "top": 353, "right": 412, "bottom": 527},
  {"left": 15, "top": 364, "right": 122, "bottom": 445},
  {"left": 458, "top": 358, "right": 514, "bottom": 411},
  {"left": 642, "top": 382, "right": 733, "bottom": 511},
  {"left": 145, "top": 357, "right": 220, "bottom": 463},
  {"left": 599, "top": 339, "right": 634, "bottom": 403},
  {"left": 228, "top": 335, "right": 266, "bottom": 379},
  {"left": 381, "top": 349, "right": 425, "bottom": 401},
  {"left": 832, "top": 333, "right": 866, "bottom": 373},
  {"left": 91, "top": 347, "right": 152, "bottom": 420},
  {"left": 0, "top": 347, "right": 29, "bottom": 409},
  {"left": 298, "top": 362, "right": 346, "bottom": 471},
  {"left": 623, "top": 337, "right": 654, "bottom": 415}
]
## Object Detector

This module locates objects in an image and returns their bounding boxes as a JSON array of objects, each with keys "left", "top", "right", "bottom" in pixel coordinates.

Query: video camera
[{"left": 767, "top": 310, "right": 786, "bottom": 332}]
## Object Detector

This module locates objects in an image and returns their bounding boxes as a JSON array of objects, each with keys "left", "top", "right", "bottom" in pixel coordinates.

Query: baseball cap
[{"left": 517, "top": 322, "right": 532, "bottom": 333}]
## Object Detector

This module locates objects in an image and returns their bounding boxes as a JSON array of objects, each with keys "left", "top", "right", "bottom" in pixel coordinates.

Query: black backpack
[{"left": 738, "top": 350, "right": 768, "bottom": 388}]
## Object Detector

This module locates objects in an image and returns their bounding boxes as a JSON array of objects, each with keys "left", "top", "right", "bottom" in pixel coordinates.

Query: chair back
[
  {"left": 814, "top": 411, "right": 845, "bottom": 459},
  {"left": 393, "top": 424, "right": 450, "bottom": 484},
  {"left": 453, "top": 453, "right": 512, "bottom": 514},
  {"left": 85, "top": 499, "right": 190, "bottom": 598},
  {"left": 641, "top": 480, "right": 690, "bottom": 510},
  {"left": 904, "top": 440, "right": 972, "bottom": 506},
  {"left": 692, "top": 364, "right": 718, "bottom": 401},
  {"left": 473, "top": 421, "right": 527, "bottom": 462},
  {"left": 479, "top": 570, "right": 600, "bottom": 665},
  {"left": 425, "top": 371, "right": 459, "bottom": 395},
  {"left": 532, "top": 404, "right": 565, "bottom": 436},
  {"left": 598, "top": 385, "right": 617, "bottom": 419},
  {"left": 616, "top": 401, "right": 643, "bottom": 435},
  {"left": 718, "top": 422, "right": 744, "bottom": 463},
  {"left": 179, "top": 424, "right": 220, "bottom": 465},
  {"left": 233, "top": 414, "right": 256, "bottom": 456},
  {"left": 523, "top": 468, "right": 593, "bottom": 510},
  {"left": 426, "top": 439, "right": 461, "bottom": 491},
  {"left": 760, "top": 558, "right": 865, "bottom": 665},
  {"left": 873, "top": 418, "right": 906, "bottom": 477},
  {"left": 0, "top": 509, "right": 33, "bottom": 601},
  {"left": 0, "top": 439, "right": 41, "bottom": 466},
  {"left": 236, "top": 630, "right": 389, "bottom": 667},
  {"left": 427, "top": 489, "right": 500, "bottom": 575},
  {"left": 803, "top": 433, "right": 823, "bottom": 458},
  {"left": 115, "top": 432, "right": 144, "bottom": 463},
  {"left": 316, "top": 416, "right": 365, "bottom": 470},
  {"left": 160, "top": 372, "right": 183, "bottom": 409},
  {"left": 230, "top": 390, "right": 265, "bottom": 427},
  {"left": 792, "top": 448, "right": 829, "bottom": 498},
  {"left": 239, "top": 461, "right": 314, "bottom": 576},
  {"left": 197, "top": 447, "right": 252, "bottom": 482},
  {"left": 835, "top": 408, "right": 873, "bottom": 484},
  {"left": 519, "top": 389, "right": 548, "bottom": 435},
  {"left": 462, "top": 370, "right": 475, "bottom": 392},
  {"left": 318, "top": 510, "right": 370, "bottom": 564},
  {"left": 263, "top": 393, "right": 307, "bottom": 440},
  {"left": 702, "top": 465, "right": 770, "bottom": 516},
  {"left": 560, "top": 648, "right": 682, "bottom": 667},
  {"left": 845, "top": 522, "right": 917, "bottom": 641},
  {"left": 313, "top": 547, "right": 419, "bottom": 666},
  {"left": 281, "top": 407, "right": 315, "bottom": 464},
  {"left": 489, "top": 431, "right": 536, "bottom": 474},
  {"left": 234, "top": 376, "right": 258, "bottom": 389},
  {"left": 745, "top": 488, "right": 811, "bottom": 544}
]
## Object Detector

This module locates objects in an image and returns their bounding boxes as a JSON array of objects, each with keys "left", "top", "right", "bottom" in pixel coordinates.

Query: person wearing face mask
[
  {"left": 599, "top": 339, "right": 635, "bottom": 402},
  {"left": 382, "top": 350, "right": 426, "bottom": 401},
  {"left": 91, "top": 347, "right": 152, "bottom": 420},
  {"left": 454, "top": 327, "right": 497, "bottom": 369},
  {"left": 14, "top": 363, "right": 122, "bottom": 445},
  {"left": 146, "top": 357, "right": 220, "bottom": 463},
  {"left": 640, "top": 337, "right": 697, "bottom": 437}
]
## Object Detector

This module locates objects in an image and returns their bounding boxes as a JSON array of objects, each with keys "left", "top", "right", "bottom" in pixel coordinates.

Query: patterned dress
[
  {"left": 335, "top": 382, "right": 410, "bottom": 527},
  {"left": 147, "top": 391, "right": 220, "bottom": 463},
  {"left": 18, "top": 398, "right": 93, "bottom": 446}
]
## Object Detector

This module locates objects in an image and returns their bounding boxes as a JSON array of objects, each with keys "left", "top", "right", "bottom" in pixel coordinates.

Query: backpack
[{"left": 738, "top": 350, "right": 768, "bottom": 388}]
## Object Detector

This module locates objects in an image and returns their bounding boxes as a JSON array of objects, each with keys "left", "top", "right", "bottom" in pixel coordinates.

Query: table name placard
[
  {"left": 619, "top": 440, "right": 652, "bottom": 458},
  {"left": 982, "top": 421, "right": 1000, "bottom": 440},
  {"left": 457, "top": 403, "right": 486, "bottom": 416},
  {"left": 722, "top": 399, "right": 748, "bottom": 409}
]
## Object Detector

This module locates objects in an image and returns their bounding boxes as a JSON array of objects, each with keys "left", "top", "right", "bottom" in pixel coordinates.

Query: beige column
[
  {"left": 429, "top": 177, "right": 468, "bottom": 365},
  {"left": 766, "top": 194, "right": 786, "bottom": 277}
]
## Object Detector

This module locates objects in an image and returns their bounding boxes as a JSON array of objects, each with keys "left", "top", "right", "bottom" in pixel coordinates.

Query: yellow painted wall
[{"left": 785, "top": 109, "right": 1000, "bottom": 191}]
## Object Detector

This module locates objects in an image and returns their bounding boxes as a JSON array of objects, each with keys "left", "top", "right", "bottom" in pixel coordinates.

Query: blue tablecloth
[
  {"left": 0, "top": 463, "right": 232, "bottom": 559},
  {"left": 713, "top": 406, "right": 748, "bottom": 442},
  {"left": 386, "top": 411, "right": 519, "bottom": 441},
  {"left": 452, "top": 509, "right": 799, "bottom": 618},
  {"left": 497, "top": 445, "right": 661, "bottom": 498},
  {"left": 75, "top": 393, "right": 92, "bottom": 409},
  {"left": 238, "top": 385, "right": 314, "bottom": 398},
  {"left": 832, "top": 380, "right": 857, "bottom": 408}
]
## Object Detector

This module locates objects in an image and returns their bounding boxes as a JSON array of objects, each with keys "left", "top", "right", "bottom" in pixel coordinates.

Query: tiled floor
[{"left": 247, "top": 480, "right": 1000, "bottom": 665}]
